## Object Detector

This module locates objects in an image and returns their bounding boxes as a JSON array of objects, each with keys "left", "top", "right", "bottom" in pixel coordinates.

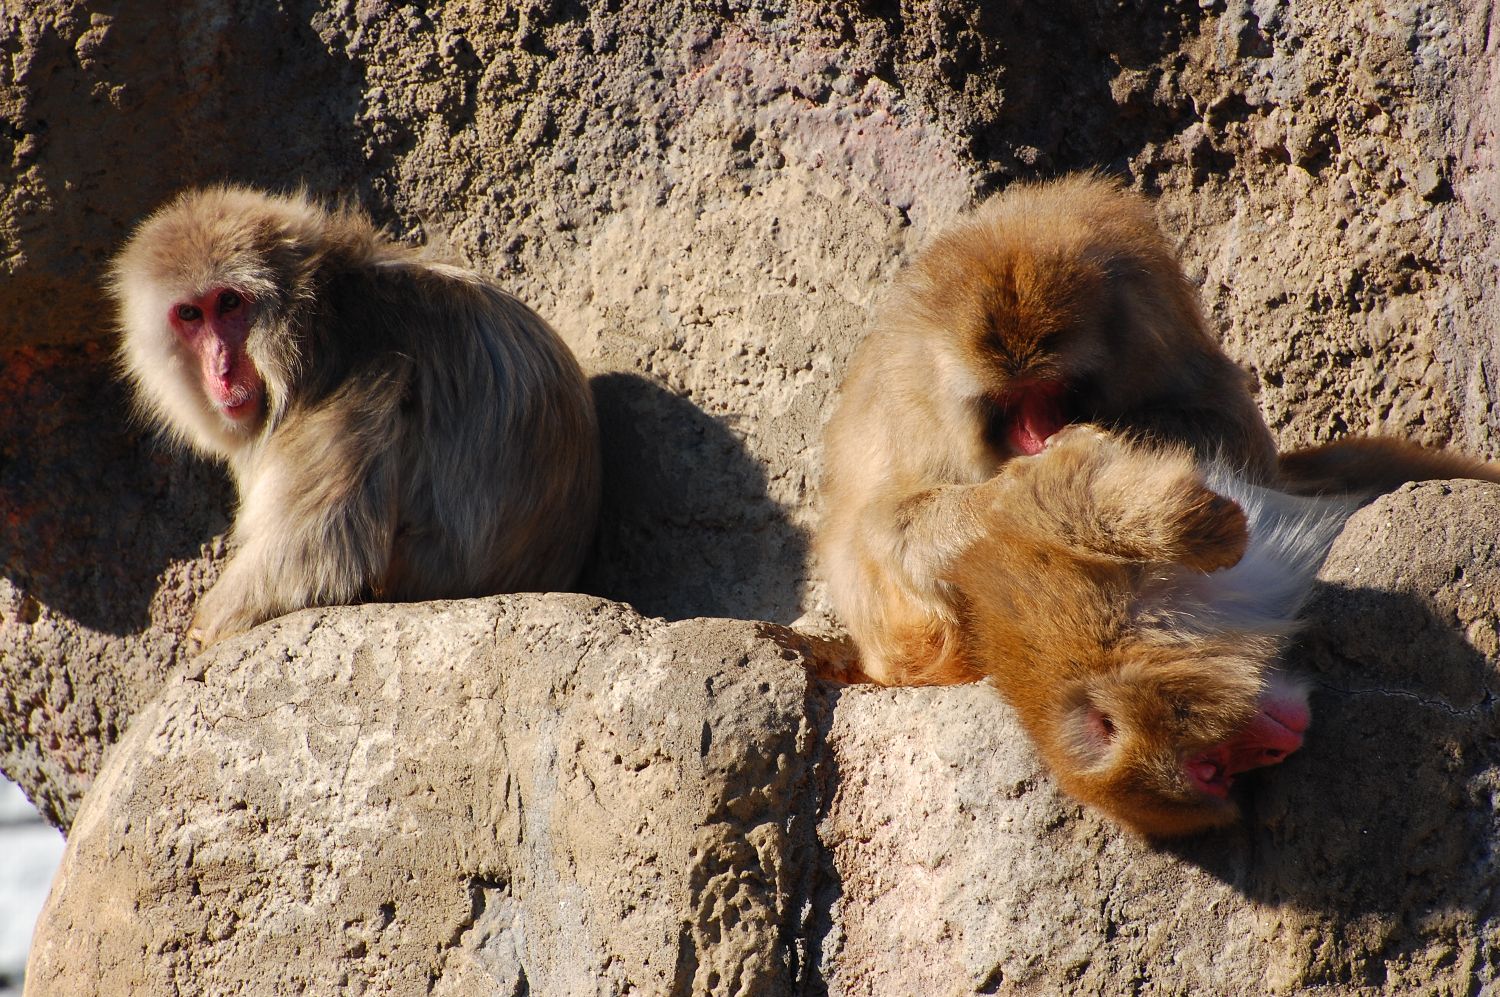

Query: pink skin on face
[
  {"left": 1004, "top": 381, "right": 1069, "bottom": 456},
  {"left": 168, "top": 287, "right": 264, "bottom": 423},
  {"left": 1184, "top": 688, "right": 1311, "bottom": 798}
]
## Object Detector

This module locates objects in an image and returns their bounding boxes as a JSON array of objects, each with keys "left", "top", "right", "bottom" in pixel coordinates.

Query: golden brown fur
[
  {"left": 113, "top": 186, "right": 601, "bottom": 643},
  {"left": 948, "top": 427, "right": 1338, "bottom": 836},
  {"left": 818, "top": 173, "right": 1497, "bottom": 835},
  {"left": 820, "top": 174, "right": 1276, "bottom": 688}
]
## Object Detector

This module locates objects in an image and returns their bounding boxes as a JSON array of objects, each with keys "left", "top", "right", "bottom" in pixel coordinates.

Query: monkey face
[
  {"left": 111, "top": 186, "right": 320, "bottom": 454},
  {"left": 1044, "top": 657, "right": 1309, "bottom": 838},
  {"left": 914, "top": 228, "right": 1119, "bottom": 460},
  {"left": 166, "top": 285, "right": 265, "bottom": 427}
]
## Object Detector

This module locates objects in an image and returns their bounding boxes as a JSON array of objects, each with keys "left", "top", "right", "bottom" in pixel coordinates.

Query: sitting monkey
[{"left": 113, "top": 186, "right": 601, "bottom": 644}]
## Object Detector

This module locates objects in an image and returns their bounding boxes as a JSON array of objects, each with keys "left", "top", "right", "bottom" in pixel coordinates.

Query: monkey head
[
  {"left": 111, "top": 187, "right": 335, "bottom": 460},
  {"left": 958, "top": 551, "right": 1316, "bottom": 838},
  {"left": 899, "top": 175, "right": 1222, "bottom": 461},
  {"left": 1038, "top": 646, "right": 1310, "bottom": 838}
]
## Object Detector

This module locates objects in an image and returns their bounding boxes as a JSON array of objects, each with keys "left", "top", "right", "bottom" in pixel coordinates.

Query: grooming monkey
[
  {"left": 113, "top": 186, "right": 601, "bottom": 644},
  {"left": 819, "top": 174, "right": 1499, "bottom": 835}
]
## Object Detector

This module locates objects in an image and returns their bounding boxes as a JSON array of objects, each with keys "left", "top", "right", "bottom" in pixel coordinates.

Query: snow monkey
[
  {"left": 112, "top": 186, "right": 601, "bottom": 645},
  {"left": 819, "top": 174, "right": 1500, "bottom": 836}
]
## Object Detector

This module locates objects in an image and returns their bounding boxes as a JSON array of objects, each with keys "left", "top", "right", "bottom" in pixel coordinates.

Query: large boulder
[{"left": 27, "top": 596, "right": 820, "bottom": 995}]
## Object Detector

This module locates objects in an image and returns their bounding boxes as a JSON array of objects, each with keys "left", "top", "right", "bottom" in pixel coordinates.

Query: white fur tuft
[{"left": 1138, "top": 466, "right": 1356, "bottom": 637}]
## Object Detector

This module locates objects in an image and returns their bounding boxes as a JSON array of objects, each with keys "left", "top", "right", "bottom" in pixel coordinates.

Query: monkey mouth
[
  {"left": 216, "top": 385, "right": 262, "bottom": 421},
  {"left": 1184, "top": 705, "right": 1308, "bottom": 799},
  {"left": 997, "top": 381, "right": 1070, "bottom": 456},
  {"left": 1184, "top": 756, "right": 1235, "bottom": 798}
]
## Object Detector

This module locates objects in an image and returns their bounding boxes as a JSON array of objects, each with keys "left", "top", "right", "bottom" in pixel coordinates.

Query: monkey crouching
[
  {"left": 113, "top": 186, "right": 601, "bottom": 644},
  {"left": 818, "top": 173, "right": 1499, "bottom": 836}
]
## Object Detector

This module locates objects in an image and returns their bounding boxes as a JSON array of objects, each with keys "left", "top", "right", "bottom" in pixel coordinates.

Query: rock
[
  {"left": 27, "top": 482, "right": 1500, "bottom": 994},
  {"left": 27, "top": 596, "right": 821, "bottom": 995},
  {"left": 6, "top": 0, "right": 1500, "bottom": 824}
]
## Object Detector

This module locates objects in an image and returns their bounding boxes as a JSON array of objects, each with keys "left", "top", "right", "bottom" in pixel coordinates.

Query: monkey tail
[{"left": 1278, "top": 435, "right": 1500, "bottom": 496}]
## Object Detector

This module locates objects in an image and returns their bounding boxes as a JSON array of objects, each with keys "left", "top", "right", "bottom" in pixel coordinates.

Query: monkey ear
[
  {"left": 1056, "top": 688, "right": 1118, "bottom": 767},
  {"left": 1140, "top": 469, "right": 1354, "bottom": 637}
]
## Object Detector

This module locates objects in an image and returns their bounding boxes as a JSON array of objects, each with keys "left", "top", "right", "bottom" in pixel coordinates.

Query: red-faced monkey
[
  {"left": 819, "top": 174, "right": 1499, "bottom": 835},
  {"left": 113, "top": 186, "right": 601, "bottom": 644},
  {"left": 946, "top": 426, "right": 1350, "bottom": 836}
]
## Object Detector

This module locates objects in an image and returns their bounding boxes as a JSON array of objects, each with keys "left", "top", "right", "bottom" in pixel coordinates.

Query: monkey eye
[
  {"left": 218, "top": 290, "right": 242, "bottom": 314},
  {"left": 174, "top": 304, "right": 202, "bottom": 322}
]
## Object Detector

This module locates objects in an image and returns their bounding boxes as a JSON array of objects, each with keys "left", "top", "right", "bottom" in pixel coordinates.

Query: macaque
[
  {"left": 947, "top": 427, "right": 1350, "bottom": 836},
  {"left": 819, "top": 173, "right": 1498, "bottom": 835},
  {"left": 113, "top": 186, "right": 601, "bottom": 644}
]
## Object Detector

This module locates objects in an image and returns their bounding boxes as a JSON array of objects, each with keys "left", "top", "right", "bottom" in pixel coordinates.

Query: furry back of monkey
[{"left": 112, "top": 186, "right": 601, "bottom": 643}]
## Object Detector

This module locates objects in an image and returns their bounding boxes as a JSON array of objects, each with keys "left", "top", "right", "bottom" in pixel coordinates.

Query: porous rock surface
[
  {"left": 3, "top": 1, "right": 1500, "bottom": 994},
  {"left": 26, "top": 483, "right": 1500, "bottom": 995}
]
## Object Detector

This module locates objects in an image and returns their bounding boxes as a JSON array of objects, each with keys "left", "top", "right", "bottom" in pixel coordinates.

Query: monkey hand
[{"left": 1000, "top": 425, "right": 1249, "bottom": 571}]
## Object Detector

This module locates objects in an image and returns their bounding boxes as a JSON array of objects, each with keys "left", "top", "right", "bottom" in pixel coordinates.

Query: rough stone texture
[
  {"left": 0, "top": 343, "right": 228, "bottom": 827},
  {"left": 28, "top": 596, "right": 823, "bottom": 996},
  {"left": 28, "top": 484, "right": 1500, "bottom": 995},
  {"left": 3, "top": 1, "right": 1500, "bottom": 994}
]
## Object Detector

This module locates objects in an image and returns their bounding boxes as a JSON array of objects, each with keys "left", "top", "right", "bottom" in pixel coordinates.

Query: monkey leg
[{"left": 190, "top": 377, "right": 405, "bottom": 644}]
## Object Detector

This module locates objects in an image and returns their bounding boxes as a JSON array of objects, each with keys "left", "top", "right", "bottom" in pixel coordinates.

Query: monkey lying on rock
[
  {"left": 819, "top": 174, "right": 1500, "bottom": 836},
  {"left": 947, "top": 426, "right": 1351, "bottom": 836},
  {"left": 113, "top": 186, "right": 601, "bottom": 645}
]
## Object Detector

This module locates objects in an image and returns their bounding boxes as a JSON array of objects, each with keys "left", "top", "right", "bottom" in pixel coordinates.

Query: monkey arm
[
  {"left": 969, "top": 427, "right": 1249, "bottom": 573},
  {"left": 189, "top": 370, "right": 408, "bottom": 644},
  {"left": 1104, "top": 399, "right": 1279, "bottom": 484}
]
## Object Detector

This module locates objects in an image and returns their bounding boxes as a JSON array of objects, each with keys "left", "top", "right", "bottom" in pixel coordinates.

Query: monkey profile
[
  {"left": 113, "top": 186, "right": 601, "bottom": 645},
  {"left": 818, "top": 174, "right": 1498, "bottom": 835}
]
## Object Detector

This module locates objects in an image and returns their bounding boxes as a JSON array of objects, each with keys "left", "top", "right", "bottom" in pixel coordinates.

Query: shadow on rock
[
  {"left": 581, "top": 372, "right": 810, "bottom": 623},
  {"left": 0, "top": 344, "right": 232, "bottom": 636},
  {"left": 1168, "top": 582, "right": 1498, "bottom": 979}
]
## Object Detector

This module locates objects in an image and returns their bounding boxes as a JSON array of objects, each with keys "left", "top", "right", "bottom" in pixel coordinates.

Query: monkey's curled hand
[{"left": 989, "top": 425, "right": 1249, "bottom": 573}]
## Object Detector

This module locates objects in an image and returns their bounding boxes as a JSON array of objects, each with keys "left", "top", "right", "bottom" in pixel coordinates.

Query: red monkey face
[
  {"left": 913, "top": 238, "right": 1117, "bottom": 460},
  {"left": 1046, "top": 662, "right": 1310, "bottom": 838},
  {"left": 167, "top": 286, "right": 265, "bottom": 426}
]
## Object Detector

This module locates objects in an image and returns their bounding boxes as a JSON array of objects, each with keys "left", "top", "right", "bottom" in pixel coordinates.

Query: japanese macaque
[
  {"left": 947, "top": 427, "right": 1350, "bottom": 836},
  {"left": 112, "top": 186, "right": 601, "bottom": 644},
  {"left": 819, "top": 173, "right": 1499, "bottom": 835}
]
